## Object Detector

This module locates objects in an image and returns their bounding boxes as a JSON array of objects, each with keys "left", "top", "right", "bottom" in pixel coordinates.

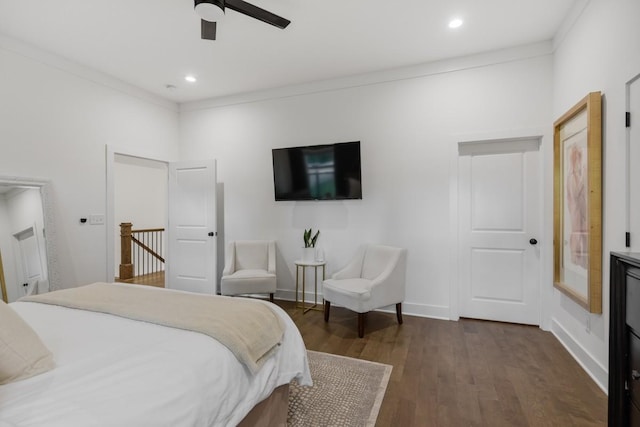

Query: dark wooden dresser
[{"left": 610, "top": 252, "right": 640, "bottom": 426}]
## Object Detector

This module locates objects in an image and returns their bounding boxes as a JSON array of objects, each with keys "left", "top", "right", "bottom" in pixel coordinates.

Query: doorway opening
[
  {"left": 113, "top": 153, "right": 168, "bottom": 287},
  {"left": 106, "top": 146, "right": 219, "bottom": 295}
]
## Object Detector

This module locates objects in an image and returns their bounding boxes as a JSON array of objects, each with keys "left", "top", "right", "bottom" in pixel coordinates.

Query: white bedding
[{"left": 0, "top": 294, "right": 311, "bottom": 427}]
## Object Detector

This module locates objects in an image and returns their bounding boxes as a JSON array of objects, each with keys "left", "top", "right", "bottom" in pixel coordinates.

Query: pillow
[{"left": 0, "top": 300, "right": 55, "bottom": 385}]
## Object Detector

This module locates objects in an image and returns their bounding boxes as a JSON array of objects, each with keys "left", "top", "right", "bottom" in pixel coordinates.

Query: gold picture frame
[{"left": 553, "top": 92, "right": 602, "bottom": 313}]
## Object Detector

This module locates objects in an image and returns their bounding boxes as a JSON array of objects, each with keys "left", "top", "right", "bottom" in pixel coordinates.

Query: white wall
[
  {"left": 550, "top": 0, "right": 640, "bottom": 391},
  {"left": 180, "top": 48, "right": 554, "bottom": 317},
  {"left": 0, "top": 39, "right": 180, "bottom": 289}
]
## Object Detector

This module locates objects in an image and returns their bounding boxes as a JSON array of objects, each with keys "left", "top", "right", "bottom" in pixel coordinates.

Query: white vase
[{"left": 302, "top": 247, "right": 315, "bottom": 263}]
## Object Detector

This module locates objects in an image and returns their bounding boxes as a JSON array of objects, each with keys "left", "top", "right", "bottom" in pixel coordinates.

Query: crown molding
[{"left": 180, "top": 40, "right": 554, "bottom": 113}]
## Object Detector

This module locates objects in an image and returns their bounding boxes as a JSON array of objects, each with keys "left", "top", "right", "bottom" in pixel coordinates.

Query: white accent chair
[
  {"left": 322, "top": 244, "right": 407, "bottom": 338},
  {"left": 220, "top": 240, "right": 277, "bottom": 302}
]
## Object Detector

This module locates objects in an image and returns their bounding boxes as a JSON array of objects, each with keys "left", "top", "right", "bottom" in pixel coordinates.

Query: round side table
[{"left": 294, "top": 260, "right": 326, "bottom": 313}]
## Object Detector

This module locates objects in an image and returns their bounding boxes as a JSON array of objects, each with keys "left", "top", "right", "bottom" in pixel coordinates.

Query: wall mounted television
[{"left": 272, "top": 141, "right": 362, "bottom": 201}]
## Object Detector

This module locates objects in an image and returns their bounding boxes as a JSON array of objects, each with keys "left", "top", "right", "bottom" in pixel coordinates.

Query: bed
[{"left": 0, "top": 283, "right": 312, "bottom": 427}]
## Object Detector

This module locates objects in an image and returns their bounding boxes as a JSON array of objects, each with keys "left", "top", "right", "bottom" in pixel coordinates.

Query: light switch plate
[{"left": 90, "top": 214, "right": 105, "bottom": 225}]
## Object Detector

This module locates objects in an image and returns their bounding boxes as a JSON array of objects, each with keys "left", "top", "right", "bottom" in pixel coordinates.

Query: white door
[
  {"left": 629, "top": 77, "right": 640, "bottom": 250},
  {"left": 458, "top": 138, "right": 541, "bottom": 325},
  {"left": 167, "top": 160, "right": 217, "bottom": 294},
  {"left": 14, "top": 226, "right": 44, "bottom": 297}
]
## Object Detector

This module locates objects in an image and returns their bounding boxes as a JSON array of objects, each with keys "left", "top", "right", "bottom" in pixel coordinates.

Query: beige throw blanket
[{"left": 21, "top": 283, "right": 285, "bottom": 374}]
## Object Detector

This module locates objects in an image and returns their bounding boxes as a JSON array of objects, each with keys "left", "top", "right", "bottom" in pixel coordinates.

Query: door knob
[
  {"left": 529, "top": 238, "right": 538, "bottom": 245},
  {"left": 208, "top": 232, "right": 215, "bottom": 237}
]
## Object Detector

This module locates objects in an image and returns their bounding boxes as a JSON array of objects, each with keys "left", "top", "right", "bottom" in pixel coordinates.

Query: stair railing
[{"left": 119, "top": 222, "right": 165, "bottom": 281}]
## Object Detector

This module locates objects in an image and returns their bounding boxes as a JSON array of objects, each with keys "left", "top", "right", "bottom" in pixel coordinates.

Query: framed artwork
[{"left": 553, "top": 92, "right": 602, "bottom": 313}]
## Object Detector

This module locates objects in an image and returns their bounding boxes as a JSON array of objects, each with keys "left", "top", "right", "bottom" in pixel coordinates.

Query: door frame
[
  {"left": 105, "top": 145, "right": 171, "bottom": 283},
  {"left": 448, "top": 129, "right": 551, "bottom": 330},
  {"left": 626, "top": 73, "right": 640, "bottom": 249}
]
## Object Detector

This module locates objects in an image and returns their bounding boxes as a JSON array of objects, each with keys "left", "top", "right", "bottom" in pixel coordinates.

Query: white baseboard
[
  {"left": 550, "top": 318, "right": 608, "bottom": 394},
  {"left": 275, "top": 289, "right": 450, "bottom": 320},
  {"left": 276, "top": 289, "right": 323, "bottom": 306},
  {"left": 377, "top": 302, "right": 450, "bottom": 320}
]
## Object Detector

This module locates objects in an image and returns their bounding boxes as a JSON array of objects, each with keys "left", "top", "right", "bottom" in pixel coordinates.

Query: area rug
[{"left": 288, "top": 350, "right": 393, "bottom": 426}]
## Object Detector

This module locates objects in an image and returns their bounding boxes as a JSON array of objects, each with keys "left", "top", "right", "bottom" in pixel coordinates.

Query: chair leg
[
  {"left": 396, "top": 303, "right": 403, "bottom": 325},
  {"left": 269, "top": 293, "right": 274, "bottom": 303},
  {"left": 324, "top": 301, "right": 330, "bottom": 322},
  {"left": 358, "top": 313, "right": 366, "bottom": 338}
]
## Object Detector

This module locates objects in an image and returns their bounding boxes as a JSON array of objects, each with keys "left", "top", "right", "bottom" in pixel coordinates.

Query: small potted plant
[{"left": 302, "top": 228, "right": 320, "bottom": 262}]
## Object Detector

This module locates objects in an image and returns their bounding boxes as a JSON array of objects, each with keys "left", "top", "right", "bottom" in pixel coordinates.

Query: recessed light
[
  {"left": 185, "top": 75, "right": 197, "bottom": 83},
  {"left": 448, "top": 18, "right": 463, "bottom": 29}
]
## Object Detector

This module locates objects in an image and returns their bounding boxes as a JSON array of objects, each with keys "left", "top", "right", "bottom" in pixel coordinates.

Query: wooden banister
[
  {"left": 119, "top": 222, "right": 134, "bottom": 281},
  {"left": 131, "top": 227, "right": 164, "bottom": 233},
  {"left": 131, "top": 235, "right": 165, "bottom": 263},
  {"left": 119, "top": 223, "right": 165, "bottom": 284}
]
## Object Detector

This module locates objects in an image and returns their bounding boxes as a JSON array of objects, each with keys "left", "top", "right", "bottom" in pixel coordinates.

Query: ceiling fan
[{"left": 194, "top": 0, "right": 291, "bottom": 40}]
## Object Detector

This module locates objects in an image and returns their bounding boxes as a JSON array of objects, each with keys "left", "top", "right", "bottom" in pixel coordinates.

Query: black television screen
[{"left": 272, "top": 141, "right": 362, "bottom": 201}]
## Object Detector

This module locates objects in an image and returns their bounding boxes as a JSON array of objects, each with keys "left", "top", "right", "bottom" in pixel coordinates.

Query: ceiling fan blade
[
  {"left": 201, "top": 19, "right": 217, "bottom": 40},
  {"left": 225, "top": 0, "right": 290, "bottom": 29}
]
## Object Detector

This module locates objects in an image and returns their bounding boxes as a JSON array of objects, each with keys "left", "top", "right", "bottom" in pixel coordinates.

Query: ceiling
[{"left": 0, "top": 0, "right": 581, "bottom": 104}]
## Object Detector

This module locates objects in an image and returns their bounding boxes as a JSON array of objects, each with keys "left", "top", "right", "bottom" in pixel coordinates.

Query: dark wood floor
[
  {"left": 279, "top": 301, "right": 607, "bottom": 427},
  {"left": 116, "top": 271, "right": 165, "bottom": 287}
]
